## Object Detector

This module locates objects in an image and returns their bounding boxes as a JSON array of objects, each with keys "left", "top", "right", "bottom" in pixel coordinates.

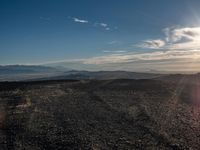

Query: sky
[{"left": 1, "top": 0, "right": 200, "bottom": 72}]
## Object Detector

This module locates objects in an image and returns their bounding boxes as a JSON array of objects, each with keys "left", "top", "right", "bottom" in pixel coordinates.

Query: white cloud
[
  {"left": 163, "top": 27, "right": 200, "bottom": 50},
  {"left": 69, "top": 17, "right": 115, "bottom": 31},
  {"left": 83, "top": 50, "right": 200, "bottom": 65},
  {"left": 73, "top": 17, "right": 88, "bottom": 23},
  {"left": 94, "top": 22, "right": 111, "bottom": 30},
  {"left": 94, "top": 22, "right": 108, "bottom": 27},
  {"left": 138, "top": 26, "right": 200, "bottom": 51},
  {"left": 41, "top": 49, "right": 200, "bottom": 72},
  {"left": 164, "top": 27, "right": 200, "bottom": 43},
  {"left": 103, "top": 50, "right": 127, "bottom": 53},
  {"left": 108, "top": 41, "right": 120, "bottom": 45},
  {"left": 138, "top": 39, "right": 166, "bottom": 49},
  {"left": 100, "top": 23, "right": 108, "bottom": 27}
]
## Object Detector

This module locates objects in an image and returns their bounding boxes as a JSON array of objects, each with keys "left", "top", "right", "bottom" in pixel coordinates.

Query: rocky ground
[{"left": 0, "top": 79, "right": 200, "bottom": 150}]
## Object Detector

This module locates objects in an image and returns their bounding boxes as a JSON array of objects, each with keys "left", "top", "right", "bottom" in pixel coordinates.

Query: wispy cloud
[
  {"left": 138, "top": 26, "right": 200, "bottom": 50},
  {"left": 138, "top": 39, "right": 166, "bottom": 49},
  {"left": 100, "top": 23, "right": 108, "bottom": 27},
  {"left": 108, "top": 41, "right": 121, "bottom": 45},
  {"left": 68, "top": 17, "right": 115, "bottom": 31},
  {"left": 73, "top": 17, "right": 89, "bottom": 23},
  {"left": 83, "top": 50, "right": 200, "bottom": 65},
  {"left": 164, "top": 27, "right": 200, "bottom": 43},
  {"left": 42, "top": 49, "right": 200, "bottom": 72},
  {"left": 94, "top": 22, "right": 112, "bottom": 30},
  {"left": 103, "top": 50, "right": 127, "bottom": 53},
  {"left": 164, "top": 27, "right": 200, "bottom": 50}
]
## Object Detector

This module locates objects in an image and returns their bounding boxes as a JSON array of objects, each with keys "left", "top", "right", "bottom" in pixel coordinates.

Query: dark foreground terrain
[{"left": 0, "top": 78, "right": 200, "bottom": 150}]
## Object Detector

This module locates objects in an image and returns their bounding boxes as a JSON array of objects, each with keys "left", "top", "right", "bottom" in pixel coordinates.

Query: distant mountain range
[
  {"left": 0, "top": 65, "right": 161, "bottom": 81},
  {"left": 0, "top": 65, "right": 62, "bottom": 74},
  {"left": 40, "top": 70, "right": 163, "bottom": 80},
  {"left": 0, "top": 65, "right": 200, "bottom": 82},
  {"left": 0, "top": 65, "right": 68, "bottom": 81}
]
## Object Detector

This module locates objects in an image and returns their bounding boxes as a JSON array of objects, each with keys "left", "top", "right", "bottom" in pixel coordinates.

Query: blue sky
[{"left": 1, "top": 0, "right": 200, "bottom": 72}]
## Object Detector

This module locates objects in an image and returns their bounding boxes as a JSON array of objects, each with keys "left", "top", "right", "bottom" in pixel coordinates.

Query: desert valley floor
[{"left": 0, "top": 79, "right": 200, "bottom": 150}]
